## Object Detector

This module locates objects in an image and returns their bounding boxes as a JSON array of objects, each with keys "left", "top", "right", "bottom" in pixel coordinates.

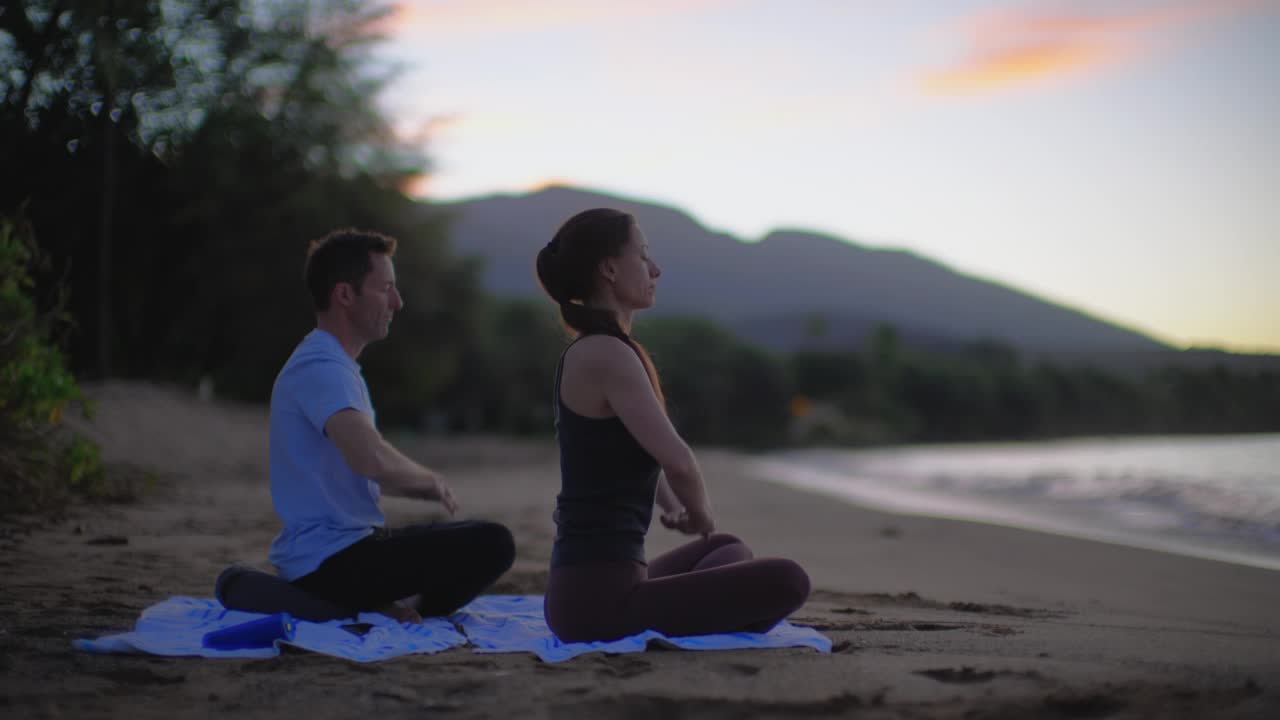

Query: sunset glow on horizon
[{"left": 374, "top": 0, "right": 1280, "bottom": 353}]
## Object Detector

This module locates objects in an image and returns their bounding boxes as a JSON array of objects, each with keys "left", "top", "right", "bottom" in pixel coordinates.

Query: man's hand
[{"left": 412, "top": 470, "right": 458, "bottom": 515}]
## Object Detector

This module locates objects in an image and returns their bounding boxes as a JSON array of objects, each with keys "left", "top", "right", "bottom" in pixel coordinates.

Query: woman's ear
[{"left": 598, "top": 258, "right": 617, "bottom": 284}]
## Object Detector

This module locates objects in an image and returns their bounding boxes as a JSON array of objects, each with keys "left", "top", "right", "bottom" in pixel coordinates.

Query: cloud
[
  {"left": 922, "top": 35, "right": 1129, "bottom": 94},
  {"left": 920, "top": 0, "right": 1269, "bottom": 95},
  {"left": 378, "top": 0, "right": 737, "bottom": 39}
]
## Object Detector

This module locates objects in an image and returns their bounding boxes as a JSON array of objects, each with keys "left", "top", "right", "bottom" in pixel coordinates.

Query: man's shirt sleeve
[{"left": 292, "top": 360, "right": 368, "bottom": 435}]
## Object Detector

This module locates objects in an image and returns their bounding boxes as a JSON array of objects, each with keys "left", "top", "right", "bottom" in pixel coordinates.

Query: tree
[
  {"left": 636, "top": 315, "right": 790, "bottom": 449},
  {"left": 2, "top": 1, "right": 483, "bottom": 416}
]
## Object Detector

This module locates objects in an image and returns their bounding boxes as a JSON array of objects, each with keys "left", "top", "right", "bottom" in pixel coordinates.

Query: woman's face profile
[{"left": 607, "top": 224, "right": 662, "bottom": 310}]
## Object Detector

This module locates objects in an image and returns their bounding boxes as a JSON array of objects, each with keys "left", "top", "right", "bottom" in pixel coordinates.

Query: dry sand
[{"left": 1, "top": 381, "right": 1278, "bottom": 719}]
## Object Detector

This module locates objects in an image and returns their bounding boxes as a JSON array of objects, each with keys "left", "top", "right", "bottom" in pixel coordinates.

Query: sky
[{"left": 373, "top": 0, "right": 1280, "bottom": 353}]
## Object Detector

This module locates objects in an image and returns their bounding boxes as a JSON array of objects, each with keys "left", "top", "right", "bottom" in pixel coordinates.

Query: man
[{"left": 263, "top": 228, "right": 514, "bottom": 622}]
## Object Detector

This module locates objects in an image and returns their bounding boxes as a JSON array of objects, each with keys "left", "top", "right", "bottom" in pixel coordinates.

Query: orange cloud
[
  {"left": 923, "top": 39, "right": 1127, "bottom": 94},
  {"left": 405, "top": 172, "right": 581, "bottom": 200},
  {"left": 379, "top": 0, "right": 737, "bottom": 39},
  {"left": 402, "top": 173, "right": 432, "bottom": 198},
  {"left": 921, "top": 0, "right": 1269, "bottom": 95}
]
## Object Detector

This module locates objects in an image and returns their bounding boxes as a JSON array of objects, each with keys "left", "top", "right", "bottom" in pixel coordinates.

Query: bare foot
[{"left": 375, "top": 601, "right": 422, "bottom": 625}]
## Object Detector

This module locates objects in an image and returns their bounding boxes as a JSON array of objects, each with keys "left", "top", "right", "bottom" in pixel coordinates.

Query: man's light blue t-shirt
[{"left": 268, "top": 329, "right": 384, "bottom": 581}]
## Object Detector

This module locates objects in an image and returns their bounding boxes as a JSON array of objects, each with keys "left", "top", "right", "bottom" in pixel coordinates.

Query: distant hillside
[{"left": 430, "top": 185, "right": 1171, "bottom": 355}]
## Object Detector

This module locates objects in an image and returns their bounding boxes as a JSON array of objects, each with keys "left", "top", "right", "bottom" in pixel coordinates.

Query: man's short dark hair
[{"left": 304, "top": 229, "right": 398, "bottom": 311}]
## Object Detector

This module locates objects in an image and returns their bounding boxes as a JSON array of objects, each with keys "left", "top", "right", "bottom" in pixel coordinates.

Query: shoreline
[
  {"left": 749, "top": 456, "right": 1280, "bottom": 575},
  {"left": 756, "top": 431, "right": 1280, "bottom": 576}
]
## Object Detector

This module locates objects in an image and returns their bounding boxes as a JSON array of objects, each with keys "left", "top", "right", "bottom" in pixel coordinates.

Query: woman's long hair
[{"left": 535, "top": 208, "right": 665, "bottom": 408}]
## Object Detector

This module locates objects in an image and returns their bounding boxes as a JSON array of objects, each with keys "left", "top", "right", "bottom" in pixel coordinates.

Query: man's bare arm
[{"left": 324, "top": 409, "right": 457, "bottom": 514}]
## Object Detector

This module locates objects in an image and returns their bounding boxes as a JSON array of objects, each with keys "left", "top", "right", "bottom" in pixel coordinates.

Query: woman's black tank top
[{"left": 549, "top": 337, "right": 660, "bottom": 568}]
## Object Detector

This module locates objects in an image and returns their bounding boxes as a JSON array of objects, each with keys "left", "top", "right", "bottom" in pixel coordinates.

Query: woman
[{"left": 535, "top": 208, "right": 810, "bottom": 643}]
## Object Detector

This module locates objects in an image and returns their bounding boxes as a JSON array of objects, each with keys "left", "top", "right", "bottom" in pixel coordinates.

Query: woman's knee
[
  {"left": 777, "top": 559, "right": 811, "bottom": 608},
  {"left": 705, "top": 532, "right": 746, "bottom": 549},
  {"left": 761, "top": 558, "right": 810, "bottom": 610}
]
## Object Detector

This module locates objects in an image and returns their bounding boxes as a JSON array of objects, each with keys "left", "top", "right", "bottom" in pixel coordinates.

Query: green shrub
[{"left": 0, "top": 213, "right": 108, "bottom": 515}]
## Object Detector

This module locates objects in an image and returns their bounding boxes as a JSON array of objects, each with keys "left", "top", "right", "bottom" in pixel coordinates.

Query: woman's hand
[
  {"left": 660, "top": 507, "right": 715, "bottom": 538},
  {"left": 659, "top": 509, "right": 684, "bottom": 531}
]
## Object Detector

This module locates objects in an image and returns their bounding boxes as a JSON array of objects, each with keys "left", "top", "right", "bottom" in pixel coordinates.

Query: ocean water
[{"left": 752, "top": 434, "right": 1280, "bottom": 572}]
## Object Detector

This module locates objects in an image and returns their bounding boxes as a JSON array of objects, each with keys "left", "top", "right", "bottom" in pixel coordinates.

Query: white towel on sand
[
  {"left": 454, "top": 595, "right": 831, "bottom": 663},
  {"left": 73, "top": 594, "right": 831, "bottom": 663},
  {"left": 73, "top": 596, "right": 466, "bottom": 662}
]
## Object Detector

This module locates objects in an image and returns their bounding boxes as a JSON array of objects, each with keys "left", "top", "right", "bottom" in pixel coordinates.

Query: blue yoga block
[{"left": 202, "top": 613, "right": 296, "bottom": 650}]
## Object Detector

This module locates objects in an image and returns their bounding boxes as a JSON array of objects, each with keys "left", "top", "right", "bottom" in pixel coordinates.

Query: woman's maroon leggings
[{"left": 543, "top": 533, "right": 810, "bottom": 643}]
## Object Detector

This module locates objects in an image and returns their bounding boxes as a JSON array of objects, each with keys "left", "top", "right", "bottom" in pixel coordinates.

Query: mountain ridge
[{"left": 427, "top": 185, "right": 1204, "bottom": 359}]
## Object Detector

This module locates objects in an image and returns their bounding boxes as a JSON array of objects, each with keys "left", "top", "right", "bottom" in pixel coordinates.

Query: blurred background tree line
[
  {"left": 1, "top": 0, "right": 479, "bottom": 408},
  {"left": 2, "top": 0, "right": 1276, "bottom": 511}
]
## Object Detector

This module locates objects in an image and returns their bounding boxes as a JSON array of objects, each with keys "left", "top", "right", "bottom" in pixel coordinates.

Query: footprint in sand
[
  {"left": 96, "top": 667, "right": 187, "bottom": 686},
  {"left": 715, "top": 662, "right": 761, "bottom": 676},
  {"left": 831, "top": 607, "right": 872, "bottom": 615},
  {"left": 796, "top": 617, "right": 968, "bottom": 632},
  {"left": 592, "top": 655, "right": 653, "bottom": 679},
  {"left": 947, "top": 601, "right": 1069, "bottom": 619},
  {"left": 914, "top": 667, "right": 1045, "bottom": 685},
  {"left": 811, "top": 590, "right": 1067, "bottom": 620},
  {"left": 560, "top": 686, "right": 592, "bottom": 696}
]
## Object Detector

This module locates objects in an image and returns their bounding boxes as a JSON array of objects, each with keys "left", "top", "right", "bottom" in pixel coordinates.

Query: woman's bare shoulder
[{"left": 565, "top": 335, "right": 644, "bottom": 375}]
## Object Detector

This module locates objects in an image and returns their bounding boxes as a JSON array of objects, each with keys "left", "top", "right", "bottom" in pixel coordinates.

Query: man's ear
[{"left": 333, "top": 282, "right": 356, "bottom": 307}]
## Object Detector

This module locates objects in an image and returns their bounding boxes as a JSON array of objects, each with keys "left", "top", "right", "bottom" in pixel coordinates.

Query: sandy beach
[{"left": 2, "top": 381, "right": 1278, "bottom": 719}]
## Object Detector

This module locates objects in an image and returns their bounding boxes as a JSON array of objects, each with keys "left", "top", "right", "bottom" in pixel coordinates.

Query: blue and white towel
[
  {"left": 454, "top": 595, "right": 831, "bottom": 663},
  {"left": 73, "top": 595, "right": 831, "bottom": 663},
  {"left": 73, "top": 597, "right": 467, "bottom": 662}
]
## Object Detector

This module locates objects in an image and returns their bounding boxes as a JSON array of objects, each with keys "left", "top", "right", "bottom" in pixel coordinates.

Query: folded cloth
[
  {"left": 72, "top": 597, "right": 467, "bottom": 662},
  {"left": 452, "top": 595, "right": 832, "bottom": 663}
]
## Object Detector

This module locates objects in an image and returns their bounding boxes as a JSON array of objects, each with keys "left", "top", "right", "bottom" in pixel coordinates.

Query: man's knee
[{"left": 474, "top": 521, "right": 516, "bottom": 573}]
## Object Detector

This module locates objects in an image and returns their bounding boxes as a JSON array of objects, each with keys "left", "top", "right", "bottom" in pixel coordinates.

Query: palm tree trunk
[{"left": 97, "top": 0, "right": 117, "bottom": 377}]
